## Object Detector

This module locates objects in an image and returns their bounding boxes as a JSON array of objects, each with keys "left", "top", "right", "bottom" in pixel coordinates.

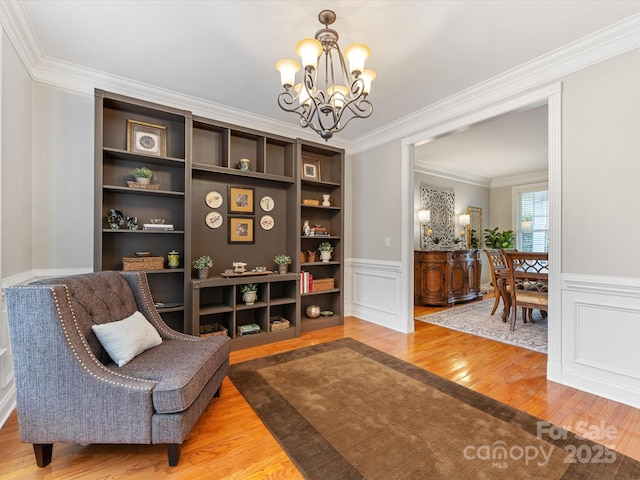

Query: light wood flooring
[{"left": 1, "top": 298, "right": 639, "bottom": 479}]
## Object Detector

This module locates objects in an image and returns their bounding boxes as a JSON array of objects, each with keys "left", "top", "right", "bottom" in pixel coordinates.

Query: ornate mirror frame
[{"left": 467, "top": 206, "right": 482, "bottom": 249}]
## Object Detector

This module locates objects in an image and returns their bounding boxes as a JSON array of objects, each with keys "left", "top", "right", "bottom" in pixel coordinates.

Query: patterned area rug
[{"left": 416, "top": 300, "right": 548, "bottom": 354}]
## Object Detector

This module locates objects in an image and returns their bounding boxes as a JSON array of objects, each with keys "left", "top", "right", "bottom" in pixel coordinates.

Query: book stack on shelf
[
  {"left": 309, "top": 225, "right": 330, "bottom": 237},
  {"left": 300, "top": 271, "right": 313, "bottom": 294},
  {"left": 143, "top": 223, "right": 174, "bottom": 231}
]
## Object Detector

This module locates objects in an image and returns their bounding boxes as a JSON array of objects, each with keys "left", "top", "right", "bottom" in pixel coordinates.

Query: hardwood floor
[{"left": 1, "top": 300, "right": 639, "bottom": 479}]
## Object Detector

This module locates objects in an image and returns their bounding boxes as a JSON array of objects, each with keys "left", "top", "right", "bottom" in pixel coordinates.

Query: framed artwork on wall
[
  {"left": 228, "top": 216, "right": 254, "bottom": 243},
  {"left": 127, "top": 120, "right": 167, "bottom": 156},
  {"left": 301, "top": 158, "right": 321, "bottom": 181},
  {"left": 228, "top": 186, "right": 254, "bottom": 214}
]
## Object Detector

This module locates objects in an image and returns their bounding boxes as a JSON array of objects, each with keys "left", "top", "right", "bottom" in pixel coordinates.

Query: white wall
[{"left": 0, "top": 28, "right": 33, "bottom": 427}]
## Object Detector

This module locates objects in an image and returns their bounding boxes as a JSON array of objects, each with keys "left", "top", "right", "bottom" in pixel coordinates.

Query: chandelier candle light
[{"left": 276, "top": 10, "right": 376, "bottom": 140}]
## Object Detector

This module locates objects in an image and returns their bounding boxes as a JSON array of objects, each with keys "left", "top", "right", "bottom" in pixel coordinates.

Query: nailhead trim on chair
[{"left": 49, "top": 285, "right": 156, "bottom": 389}]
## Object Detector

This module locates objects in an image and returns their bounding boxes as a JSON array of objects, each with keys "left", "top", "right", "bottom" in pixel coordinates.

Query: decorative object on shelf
[
  {"left": 312, "top": 277, "right": 334, "bottom": 292},
  {"left": 269, "top": 316, "right": 290, "bottom": 332},
  {"left": 305, "top": 304, "right": 321, "bottom": 319},
  {"left": 300, "top": 251, "right": 307, "bottom": 263},
  {"left": 135, "top": 251, "right": 151, "bottom": 257},
  {"left": 306, "top": 250, "right": 316, "bottom": 262},
  {"left": 205, "top": 211, "right": 223, "bottom": 229},
  {"left": 254, "top": 266, "right": 267, "bottom": 272},
  {"left": 192, "top": 255, "right": 213, "bottom": 279},
  {"left": 310, "top": 225, "right": 329, "bottom": 237},
  {"left": 302, "top": 198, "right": 320, "bottom": 206},
  {"left": 275, "top": 9, "right": 375, "bottom": 140},
  {"left": 167, "top": 250, "right": 180, "bottom": 268},
  {"left": 320, "top": 310, "right": 334, "bottom": 317},
  {"left": 142, "top": 222, "right": 173, "bottom": 231},
  {"left": 301, "top": 158, "right": 321, "bottom": 180},
  {"left": 123, "top": 256, "right": 164, "bottom": 271},
  {"left": 431, "top": 236, "right": 441, "bottom": 250},
  {"left": 260, "top": 215, "right": 274, "bottom": 230},
  {"left": 233, "top": 262, "right": 247, "bottom": 273},
  {"left": 453, "top": 237, "right": 462, "bottom": 249},
  {"left": 205, "top": 191, "right": 223, "bottom": 209},
  {"left": 237, "top": 323, "right": 260, "bottom": 336},
  {"left": 129, "top": 167, "right": 157, "bottom": 185},
  {"left": 274, "top": 254, "right": 292, "bottom": 274},
  {"left": 150, "top": 218, "right": 164, "bottom": 224},
  {"left": 107, "top": 209, "right": 124, "bottom": 229},
  {"left": 240, "top": 283, "right": 258, "bottom": 305},
  {"left": 228, "top": 216, "right": 254, "bottom": 243},
  {"left": 127, "top": 119, "right": 167, "bottom": 156},
  {"left": 260, "top": 195, "right": 275, "bottom": 212},
  {"left": 199, "top": 323, "right": 228, "bottom": 338},
  {"left": 322, "top": 194, "right": 331, "bottom": 206},
  {"left": 302, "top": 220, "right": 311, "bottom": 236},
  {"left": 125, "top": 216, "right": 137, "bottom": 230},
  {"left": 238, "top": 158, "right": 251, "bottom": 171},
  {"left": 483, "top": 227, "right": 515, "bottom": 249},
  {"left": 318, "top": 241, "right": 334, "bottom": 262},
  {"left": 228, "top": 186, "right": 254, "bottom": 214}
]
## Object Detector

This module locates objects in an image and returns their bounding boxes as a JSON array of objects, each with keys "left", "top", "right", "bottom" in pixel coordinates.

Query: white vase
[
  {"left": 243, "top": 291, "right": 257, "bottom": 305},
  {"left": 320, "top": 251, "right": 332, "bottom": 262},
  {"left": 136, "top": 177, "right": 150, "bottom": 185},
  {"left": 322, "top": 194, "right": 331, "bottom": 206}
]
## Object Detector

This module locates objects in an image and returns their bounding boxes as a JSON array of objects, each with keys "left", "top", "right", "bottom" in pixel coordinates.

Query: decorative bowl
[{"left": 306, "top": 305, "right": 321, "bottom": 319}]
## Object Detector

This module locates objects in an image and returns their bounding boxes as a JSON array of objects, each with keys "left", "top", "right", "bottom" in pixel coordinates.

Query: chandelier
[{"left": 275, "top": 10, "right": 376, "bottom": 140}]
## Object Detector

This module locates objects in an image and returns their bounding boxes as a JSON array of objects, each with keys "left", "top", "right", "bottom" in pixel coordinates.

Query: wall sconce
[
  {"left": 458, "top": 214, "right": 470, "bottom": 240},
  {"left": 418, "top": 209, "right": 432, "bottom": 236}
]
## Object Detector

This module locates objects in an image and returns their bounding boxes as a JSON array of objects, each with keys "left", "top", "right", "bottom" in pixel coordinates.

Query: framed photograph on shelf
[
  {"left": 228, "top": 216, "right": 254, "bottom": 243},
  {"left": 228, "top": 186, "right": 254, "bottom": 214},
  {"left": 127, "top": 120, "right": 167, "bottom": 157},
  {"left": 301, "top": 158, "right": 321, "bottom": 181}
]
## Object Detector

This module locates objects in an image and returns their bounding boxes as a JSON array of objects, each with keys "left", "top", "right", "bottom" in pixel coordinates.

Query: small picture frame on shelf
[
  {"left": 228, "top": 216, "right": 254, "bottom": 244},
  {"left": 127, "top": 120, "right": 167, "bottom": 157},
  {"left": 228, "top": 186, "right": 254, "bottom": 214},
  {"left": 301, "top": 158, "right": 321, "bottom": 181}
]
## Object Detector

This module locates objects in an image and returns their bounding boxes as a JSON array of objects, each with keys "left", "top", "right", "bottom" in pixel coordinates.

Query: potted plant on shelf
[
  {"left": 318, "top": 241, "right": 334, "bottom": 262},
  {"left": 431, "top": 236, "right": 441, "bottom": 250},
  {"left": 274, "top": 254, "right": 292, "bottom": 274},
  {"left": 130, "top": 167, "right": 157, "bottom": 185},
  {"left": 240, "top": 283, "right": 258, "bottom": 305},
  {"left": 192, "top": 255, "right": 213, "bottom": 279}
]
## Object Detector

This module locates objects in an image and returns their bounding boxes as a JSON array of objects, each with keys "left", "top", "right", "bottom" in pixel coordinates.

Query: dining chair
[{"left": 483, "top": 249, "right": 509, "bottom": 316}]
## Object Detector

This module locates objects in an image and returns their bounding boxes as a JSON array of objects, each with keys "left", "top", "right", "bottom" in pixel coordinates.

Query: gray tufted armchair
[{"left": 5, "top": 271, "right": 231, "bottom": 467}]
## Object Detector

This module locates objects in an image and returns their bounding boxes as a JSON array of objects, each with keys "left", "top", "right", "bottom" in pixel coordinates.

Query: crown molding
[
  {"left": 350, "top": 13, "right": 640, "bottom": 154},
  {"left": 490, "top": 170, "right": 548, "bottom": 188},
  {"left": 414, "top": 159, "right": 491, "bottom": 187}
]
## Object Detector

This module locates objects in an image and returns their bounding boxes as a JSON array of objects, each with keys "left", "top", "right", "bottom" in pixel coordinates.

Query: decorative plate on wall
[
  {"left": 205, "top": 191, "right": 223, "bottom": 209},
  {"left": 205, "top": 211, "right": 223, "bottom": 229},
  {"left": 260, "top": 195, "right": 275, "bottom": 212},
  {"left": 260, "top": 215, "right": 274, "bottom": 230}
]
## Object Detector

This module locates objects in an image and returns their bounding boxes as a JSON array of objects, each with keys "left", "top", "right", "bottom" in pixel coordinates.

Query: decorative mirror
[{"left": 467, "top": 206, "right": 482, "bottom": 249}]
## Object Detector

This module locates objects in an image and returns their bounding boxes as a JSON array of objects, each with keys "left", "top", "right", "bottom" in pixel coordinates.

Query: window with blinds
[{"left": 516, "top": 187, "right": 548, "bottom": 252}]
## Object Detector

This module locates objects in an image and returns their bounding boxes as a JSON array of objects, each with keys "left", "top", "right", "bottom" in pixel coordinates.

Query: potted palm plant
[
  {"left": 192, "top": 255, "right": 213, "bottom": 279},
  {"left": 318, "top": 241, "right": 334, "bottom": 262},
  {"left": 274, "top": 254, "right": 292, "bottom": 274},
  {"left": 240, "top": 283, "right": 258, "bottom": 305}
]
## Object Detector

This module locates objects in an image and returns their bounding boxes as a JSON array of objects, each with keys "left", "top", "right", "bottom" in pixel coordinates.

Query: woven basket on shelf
[
  {"left": 199, "top": 323, "right": 228, "bottom": 337},
  {"left": 122, "top": 256, "right": 164, "bottom": 271},
  {"left": 269, "top": 316, "right": 290, "bottom": 332},
  {"left": 302, "top": 199, "right": 320, "bottom": 206},
  {"left": 127, "top": 181, "right": 160, "bottom": 190},
  {"left": 312, "top": 277, "right": 334, "bottom": 292}
]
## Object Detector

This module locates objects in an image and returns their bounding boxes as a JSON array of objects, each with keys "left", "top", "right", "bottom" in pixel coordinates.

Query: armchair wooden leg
[
  {"left": 33, "top": 443, "right": 53, "bottom": 467},
  {"left": 167, "top": 443, "right": 181, "bottom": 466}
]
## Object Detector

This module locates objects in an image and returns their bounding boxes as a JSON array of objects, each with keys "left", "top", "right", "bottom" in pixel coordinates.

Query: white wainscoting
[
  {"left": 561, "top": 273, "right": 640, "bottom": 409},
  {"left": 345, "top": 258, "right": 406, "bottom": 333}
]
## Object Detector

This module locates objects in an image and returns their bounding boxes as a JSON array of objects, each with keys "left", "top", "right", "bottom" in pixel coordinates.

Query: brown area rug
[{"left": 228, "top": 338, "right": 639, "bottom": 479}]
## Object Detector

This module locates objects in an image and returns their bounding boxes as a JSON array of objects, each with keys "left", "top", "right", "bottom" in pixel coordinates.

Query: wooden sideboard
[{"left": 414, "top": 249, "right": 483, "bottom": 306}]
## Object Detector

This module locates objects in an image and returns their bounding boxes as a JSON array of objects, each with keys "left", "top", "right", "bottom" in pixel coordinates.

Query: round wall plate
[
  {"left": 205, "top": 191, "right": 223, "bottom": 209},
  {"left": 260, "top": 215, "right": 274, "bottom": 230},
  {"left": 260, "top": 195, "right": 275, "bottom": 212},
  {"left": 205, "top": 211, "right": 223, "bottom": 229}
]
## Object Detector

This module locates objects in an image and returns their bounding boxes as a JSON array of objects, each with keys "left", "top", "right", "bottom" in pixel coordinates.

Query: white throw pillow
[{"left": 91, "top": 311, "right": 162, "bottom": 367}]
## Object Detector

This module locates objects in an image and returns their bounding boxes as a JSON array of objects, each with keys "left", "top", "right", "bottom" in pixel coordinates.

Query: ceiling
[{"left": 14, "top": 0, "right": 640, "bottom": 146}]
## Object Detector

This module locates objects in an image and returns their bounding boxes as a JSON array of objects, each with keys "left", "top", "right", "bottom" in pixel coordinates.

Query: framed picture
[
  {"left": 228, "top": 216, "right": 254, "bottom": 243},
  {"left": 301, "top": 158, "right": 321, "bottom": 181},
  {"left": 127, "top": 120, "right": 167, "bottom": 156},
  {"left": 228, "top": 186, "right": 254, "bottom": 214}
]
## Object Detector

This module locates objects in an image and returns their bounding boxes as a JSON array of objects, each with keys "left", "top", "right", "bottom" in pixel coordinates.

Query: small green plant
[
  {"left": 470, "top": 229, "right": 479, "bottom": 249},
  {"left": 432, "top": 236, "right": 441, "bottom": 244},
  {"left": 192, "top": 255, "right": 213, "bottom": 269},
  {"left": 483, "top": 227, "right": 515, "bottom": 249},
  {"left": 318, "top": 241, "right": 334, "bottom": 252},
  {"left": 130, "top": 167, "right": 157, "bottom": 180},
  {"left": 273, "top": 254, "right": 292, "bottom": 265},
  {"left": 453, "top": 237, "right": 462, "bottom": 244},
  {"left": 240, "top": 283, "right": 257, "bottom": 293}
]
